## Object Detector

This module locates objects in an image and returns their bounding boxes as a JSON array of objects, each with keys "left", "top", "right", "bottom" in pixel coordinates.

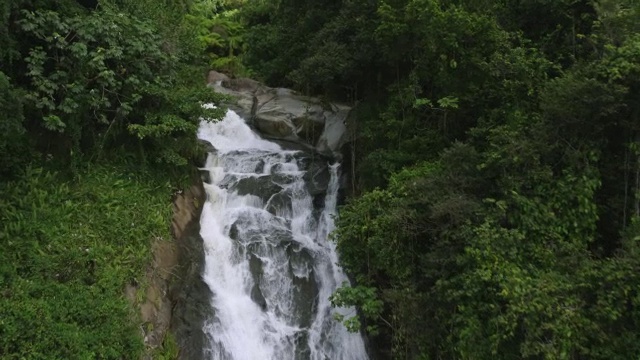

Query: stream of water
[{"left": 196, "top": 110, "right": 368, "bottom": 360}]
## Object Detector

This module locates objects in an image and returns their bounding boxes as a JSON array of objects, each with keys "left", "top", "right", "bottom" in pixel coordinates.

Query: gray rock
[
  {"left": 304, "top": 160, "right": 330, "bottom": 196},
  {"left": 265, "top": 192, "right": 292, "bottom": 216},
  {"left": 286, "top": 244, "right": 318, "bottom": 328},
  {"left": 231, "top": 175, "right": 282, "bottom": 202},
  {"left": 208, "top": 75, "right": 352, "bottom": 155},
  {"left": 254, "top": 116, "right": 296, "bottom": 138},
  {"left": 207, "top": 70, "right": 230, "bottom": 85},
  {"left": 249, "top": 254, "right": 268, "bottom": 311},
  {"left": 198, "top": 139, "right": 216, "bottom": 153},
  {"left": 207, "top": 82, "right": 254, "bottom": 119},
  {"left": 222, "top": 77, "right": 262, "bottom": 93},
  {"left": 316, "top": 103, "right": 351, "bottom": 156},
  {"left": 170, "top": 184, "right": 212, "bottom": 360},
  {"left": 293, "top": 116, "right": 325, "bottom": 146},
  {"left": 253, "top": 89, "right": 325, "bottom": 144}
]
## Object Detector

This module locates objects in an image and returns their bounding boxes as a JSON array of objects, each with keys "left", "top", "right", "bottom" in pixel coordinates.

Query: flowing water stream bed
[{"left": 196, "top": 110, "right": 368, "bottom": 360}]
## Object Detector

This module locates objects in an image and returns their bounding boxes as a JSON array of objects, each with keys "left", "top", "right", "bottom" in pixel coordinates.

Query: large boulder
[
  {"left": 207, "top": 70, "right": 230, "bottom": 85},
  {"left": 207, "top": 81, "right": 255, "bottom": 120},
  {"left": 207, "top": 76, "right": 351, "bottom": 155},
  {"left": 253, "top": 88, "right": 327, "bottom": 144},
  {"left": 222, "top": 77, "right": 261, "bottom": 93},
  {"left": 316, "top": 103, "right": 350, "bottom": 156}
]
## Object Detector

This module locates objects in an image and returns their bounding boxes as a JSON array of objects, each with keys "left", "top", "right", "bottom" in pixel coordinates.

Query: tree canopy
[
  {"left": 238, "top": 0, "right": 640, "bottom": 358},
  {"left": 2, "top": 0, "right": 640, "bottom": 358},
  {"left": 1, "top": 0, "right": 225, "bottom": 177},
  {"left": 0, "top": 1, "right": 223, "bottom": 358}
]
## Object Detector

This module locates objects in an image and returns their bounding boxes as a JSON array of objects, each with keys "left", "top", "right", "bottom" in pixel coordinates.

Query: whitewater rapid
[{"left": 196, "top": 110, "right": 368, "bottom": 360}]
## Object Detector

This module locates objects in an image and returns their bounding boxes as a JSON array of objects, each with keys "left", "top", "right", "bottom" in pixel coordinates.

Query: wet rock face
[
  {"left": 127, "top": 238, "right": 177, "bottom": 360},
  {"left": 304, "top": 159, "right": 331, "bottom": 196},
  {"left": 207, "top": 77, "right": 351, "bottom": 156},
  {"left": 231, "top": 175, "right": 283, "bottom": 202},
  {"left": 207, "top": 70, "right": 230, "bottom": 85},
  {"left": 194, "top": 110, "right": 369, "bottom": 359},
  {"left": 245, "top": 241, "right": 319, "bottom": 329},
  {"left": 287, "top": 244, "right": 320, "bottom": 328},
  {"left": 170, "top": 184, "right": 212, "bottom": 360},
  {"left": 265, "top": 192, "right": 291, "bottom": 216},
  {"left": 173, "top": 148, "right": 334, "bottom": 360},
  {"left": 132, "top": 183, "right": 206, "bottom": 358}
]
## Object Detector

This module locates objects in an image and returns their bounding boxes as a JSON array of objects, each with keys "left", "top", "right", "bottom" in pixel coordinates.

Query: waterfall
[{"left": 197, "top": 110, "right": 368, "bottom": 360}]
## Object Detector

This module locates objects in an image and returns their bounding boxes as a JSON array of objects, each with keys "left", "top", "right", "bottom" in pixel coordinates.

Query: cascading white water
[{"left": 197, "top": 110, "right": 368, "bottom": 360}]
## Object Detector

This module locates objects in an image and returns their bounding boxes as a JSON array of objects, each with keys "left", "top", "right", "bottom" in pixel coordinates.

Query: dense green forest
[
  {"left": 3, "top": 0, "right": 640, "bottom": 358},
  {"left": 235, "top": 0, "right": 640, "bottom": 359},
  {"left": 0, "top": 0, "right": 226, "bottom": 357}
]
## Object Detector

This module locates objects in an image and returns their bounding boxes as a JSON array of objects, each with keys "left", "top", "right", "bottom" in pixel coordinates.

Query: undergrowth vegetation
[
  {"left": 1, "top": 0, "right": 226, "bottom": 358},
  {"left": 0, "top": 164, "right": 173, "bottom": 358}
]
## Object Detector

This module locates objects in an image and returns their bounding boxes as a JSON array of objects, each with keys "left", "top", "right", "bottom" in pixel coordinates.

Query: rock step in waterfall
[
  {"left": 206, "top": 71, "right": 351, "bottom": 157},
  {"left": 195, "top": 75, "right": 367, "bottom": 360}
]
